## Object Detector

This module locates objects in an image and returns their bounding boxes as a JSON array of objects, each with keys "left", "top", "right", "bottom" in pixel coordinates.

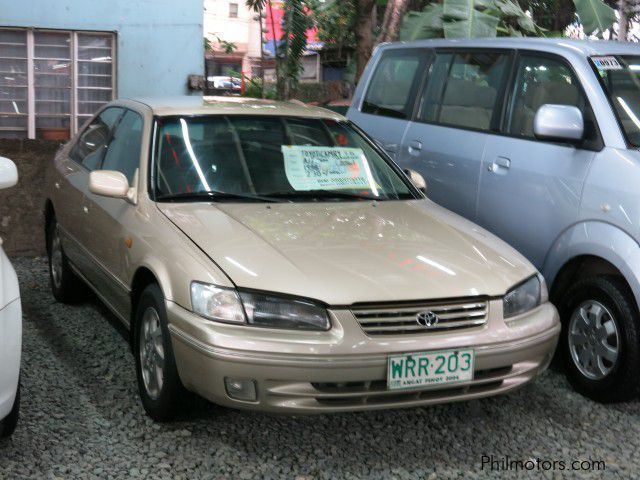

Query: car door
[
  {"left": 399, "top": 50, "right": 512, "bottom": 221},
  {"left": 81, "top": 109, "right": 144, "bottom": 319},
  {"left": 348, "top": 48, "right": 429, "bottom": 160},
  {"left": 55, "top": 107, "right": 124, "bottom": 273},
  {"left": 476, "top": 52, "right": 599, "bottom": 268}
]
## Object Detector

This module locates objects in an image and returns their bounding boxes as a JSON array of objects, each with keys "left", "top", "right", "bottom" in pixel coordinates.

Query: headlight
[
  {"left": 190, "top": 282, "right": 330, "bottom": 331},
  {"left": 503, "top": 275, "right": 545, "bottom": 319},
  {"left": 240, "top": 292, "right": 330, "bottom": 331},
  {"left": 190, "top": 282, "right": 246, "bottom": 324}
]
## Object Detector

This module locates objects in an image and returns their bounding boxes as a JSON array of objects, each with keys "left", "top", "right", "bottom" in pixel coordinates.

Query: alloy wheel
[
  {"left": 568, "top": 300, "right": 620, "bottom": 380},
  {"left": 139, "top": 307, "right": 165, "bottom": 400}
]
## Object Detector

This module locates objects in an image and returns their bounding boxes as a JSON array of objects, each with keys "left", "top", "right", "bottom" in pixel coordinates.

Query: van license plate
[{"left": 387, "top": 349, "right": 474, "bottom": 390}]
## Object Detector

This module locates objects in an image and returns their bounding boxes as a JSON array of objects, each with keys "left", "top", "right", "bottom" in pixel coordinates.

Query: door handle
[
  {"left": 408, "top": 140, "right": 422, "bottom": 156},
  {"left": 382, "top": 143, "right": 398, "bottom": 153},
  {"left": 488, "top": 157, "right": 511, "bottom": 174},
  {"left": 83, "top": 206, "right": 89, "bottom": 214}
]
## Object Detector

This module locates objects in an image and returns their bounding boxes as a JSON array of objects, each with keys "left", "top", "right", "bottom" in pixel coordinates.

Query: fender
[{"left": 542, "top": 221, "right": 640, "bottom": 308}]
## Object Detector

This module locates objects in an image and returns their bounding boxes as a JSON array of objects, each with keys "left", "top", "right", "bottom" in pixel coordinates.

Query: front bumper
[{"left": 168, "top": 300, "right": 560, "bottom": 414}]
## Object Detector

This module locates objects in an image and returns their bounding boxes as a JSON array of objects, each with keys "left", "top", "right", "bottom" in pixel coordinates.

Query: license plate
[{"left": 387, "top": 349, "right": 474, "bottom": 390}]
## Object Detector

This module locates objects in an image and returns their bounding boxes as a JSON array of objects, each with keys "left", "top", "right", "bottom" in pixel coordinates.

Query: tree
[
  {"left": 379, "top": 0, "right": 411, "bottom": 43},
  {"left": 355, "top": 0, "right": 377, "bottom": 82},
  {"left": 246, "top": 0, "right": 312, "bottom": 99},
  {"left": 246, "top": 0, "right": 267, "bottom": 98},
  {"left": 400, "top": 0, "right": 545, "bottom": 40}
]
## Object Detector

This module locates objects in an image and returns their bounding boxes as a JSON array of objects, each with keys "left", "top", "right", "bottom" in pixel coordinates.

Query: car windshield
[
  {"left": 153, "top": 115, "right": 416, "bottom": 202},
  {"left": 592, "top": 55, "right": 640, "bottom": 147}
]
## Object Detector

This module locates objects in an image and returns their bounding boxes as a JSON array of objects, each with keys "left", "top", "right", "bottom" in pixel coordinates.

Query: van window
[
  {"left": 507, "top": 55, "right": 598, "bottom": 144},
  {"left": 417, "top": 51, "right": 508, "bottom": 131},
  {"left": 361, "top": 50, "right": 426, "bottom": 119}
]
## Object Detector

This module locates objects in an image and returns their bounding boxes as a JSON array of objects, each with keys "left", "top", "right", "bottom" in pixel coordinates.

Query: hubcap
[
  {"left": 139, "top": 307, "right": 165, "bottom": 400},
  {"left": 568, "top": 300, "right": 620, "bottom": 380},
  {"left": 50, "top": 228, "right": 63, "bottom": 289}
]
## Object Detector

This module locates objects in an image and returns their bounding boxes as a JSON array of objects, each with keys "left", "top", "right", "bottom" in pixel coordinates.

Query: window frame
[
  {"left": 359, "top": 48, "right": 431, "bottom": 120},
  {"left": 69, "top": 105, "right": 126, "bottom": 170},
  {"left": 501, "top": 50, "right": 603, "bottom": 152},
  {"left": 411, "top": 47, "right": 515, "bottom": 134},
  {"left": 0, "top": 26, "right": 117, "bottom": 139},
  {"left": 148, "top": 114, "right": 424, "bottom": 202},
  {"left": 100, "top": 108, "right": 145, "bottom": 184},
  {"left": 588, "top": 55, "right": 638, "bottom": 149},
  {"left": 229, "top": 2, "right": 239, "bottom": 18}
]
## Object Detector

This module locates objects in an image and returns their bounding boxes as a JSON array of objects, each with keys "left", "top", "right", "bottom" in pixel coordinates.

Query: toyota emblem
[{"left": 416, "top": 311, "right": 439, "bottom": 328}]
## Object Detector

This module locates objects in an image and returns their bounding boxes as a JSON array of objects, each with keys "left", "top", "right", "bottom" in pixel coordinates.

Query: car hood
[{"left": 158, "top": 200, "right": 536, "bottom": 305}]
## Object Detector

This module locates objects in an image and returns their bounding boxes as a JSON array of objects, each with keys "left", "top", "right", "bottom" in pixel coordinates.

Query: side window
[
  {"left": 418, "top": 51, "right": 509, "bottom": 132},
  {"left": 507, "top": 55, "right": 597, "bottom": 145},
  {"left": 361, "top": 50, "right": 427, "bottom": 119},
  {"left": 101, "top": 110, "right": 144, "bottom": 184},
  {"left": 70, "top": 107, "right": 123, "bottom": 170}
]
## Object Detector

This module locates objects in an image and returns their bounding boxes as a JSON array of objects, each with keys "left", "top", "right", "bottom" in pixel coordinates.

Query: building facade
[
  {"left": 0, "top": 0, "right": 203, "bottom": 140},
  {"left": 203, "top": 0, "right": 262, "bottom": 77}
]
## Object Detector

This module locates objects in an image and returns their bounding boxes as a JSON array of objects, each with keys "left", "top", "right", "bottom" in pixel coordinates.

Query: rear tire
[
  {"left": 559, "top": 276, "right": 640, "bottom": 402},
  {"left": 46, "top": 218, "right": 85, "bottom": 303},
  {"left": 0, "top": 384, "right": 20, "bottom": 438},
  {"left": 134, "top": 283, "right": 186, "bottom": 421}
]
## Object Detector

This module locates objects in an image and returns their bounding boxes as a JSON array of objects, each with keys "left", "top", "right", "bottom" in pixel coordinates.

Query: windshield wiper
[
  {"left": 264, "top": 189, "right": 379, "bottom": 201},
  {"left": 156, "top": 190, "right": 287, "bottom": 203}
]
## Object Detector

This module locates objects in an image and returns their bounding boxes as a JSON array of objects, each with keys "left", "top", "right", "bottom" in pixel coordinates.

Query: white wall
[{"left": 204, "top": 0, "right": 261, "bottom": 73}]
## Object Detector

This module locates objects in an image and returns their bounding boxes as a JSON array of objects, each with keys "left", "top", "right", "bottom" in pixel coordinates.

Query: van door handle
[
  {"left": 382, "top": 143, "right": 398, "bottom": 153},
  {"left": 488, "top": 157, "right": 511, "bottom": 174},
  {"left": 408, "top": 140, "right": 422, "bottom": 156}
]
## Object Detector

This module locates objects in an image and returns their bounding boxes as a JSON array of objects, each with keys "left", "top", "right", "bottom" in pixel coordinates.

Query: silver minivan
[{"left": 349, "top": 38, "right": 640, "bottom": 402}]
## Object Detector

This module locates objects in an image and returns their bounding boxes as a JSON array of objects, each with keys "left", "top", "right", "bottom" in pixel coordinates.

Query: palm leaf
[
  {"left": 442, "top": 0, "right": 499, "bottom": 38},
  {"left": 399, "top": 4, "right": 444, "bottom": 41},
  {"left": 572, "top": 0, "right": 616, "bottom": 35}
]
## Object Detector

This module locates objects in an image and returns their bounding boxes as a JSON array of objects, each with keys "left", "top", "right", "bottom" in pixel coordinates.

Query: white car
[{"left": 0, "top": 156, "right": 20, "bottom": 438}]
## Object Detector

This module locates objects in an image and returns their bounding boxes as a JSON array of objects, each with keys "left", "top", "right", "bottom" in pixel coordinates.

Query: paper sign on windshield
[
  {"left": 592, "top": 56, "right": 623, "bottom": 71},
  {"left": 282, "top": 145, "right": 372, "bottom": 190}
]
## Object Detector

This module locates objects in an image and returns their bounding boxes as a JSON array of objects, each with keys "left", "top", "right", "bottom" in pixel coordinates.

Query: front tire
[
  {"left": 0, "top": 384, "right": 20, "bottom": 438},
  {"left": 559, "top": 276, "right": 640, "bottom": 402},
  {"left": 46, "top": 219, "right": 85, "bottom": 303},
  {"left": 134, "top": 284, "right": 185, "bottom": 421}
]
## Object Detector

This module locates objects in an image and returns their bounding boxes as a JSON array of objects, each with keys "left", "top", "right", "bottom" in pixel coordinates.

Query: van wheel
[
  {"left": 0, "top": 384, "right": 20, "bottom": 438},
  {"left": 47, "top": 219, "right": 84, "bottom": 303},
  {"left": 134, "top": 284, "right": 185, "bottom": 421},
  {"left": 559, "top": 276, "right": 640, "bottom": 402}
]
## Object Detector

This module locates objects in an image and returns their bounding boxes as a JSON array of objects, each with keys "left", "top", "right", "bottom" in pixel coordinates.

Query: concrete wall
[
  {"left": 0, "top": 0, "right": 204, "bottom": 98},
  {"left": 0, "top": 139, "right": 58, "bottom": 256}
]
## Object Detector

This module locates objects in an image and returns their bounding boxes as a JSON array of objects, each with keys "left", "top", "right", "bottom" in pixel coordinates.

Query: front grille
[{"left": 352, "top": 298, "right": 488, "bottom": 335}]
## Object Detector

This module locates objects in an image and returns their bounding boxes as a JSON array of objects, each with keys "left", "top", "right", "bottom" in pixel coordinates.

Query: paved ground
[{"left": 1, "top": 257, "right": 639, "bottom": 479}]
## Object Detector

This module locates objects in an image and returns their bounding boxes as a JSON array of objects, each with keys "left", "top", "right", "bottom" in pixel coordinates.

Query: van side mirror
[
  {"left": 404, "top": 168, "right": 427, "bottom": 194},
  {"left": 89, "top": 170, "right": 136, "bottom": 204},
  {"left": 0, "top": 157, "right": 18, "bottom": 190},
  {"left": 534, "top": 104, "right": 584, "bottom": 142}
]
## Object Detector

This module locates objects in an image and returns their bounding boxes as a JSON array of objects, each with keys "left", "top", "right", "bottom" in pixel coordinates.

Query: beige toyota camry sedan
[{"left": 43, "top": 97, "right": 560, "bottom": 421}]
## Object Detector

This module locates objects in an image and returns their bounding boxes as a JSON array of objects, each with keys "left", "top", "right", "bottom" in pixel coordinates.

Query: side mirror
[
  {"left": 534, "top": 104, "right": 584, "bottom": 142},
  {"left": 89, "top": 170, "right": 136, "bottom": 203},
  {"left": 404, "top": 168, "right": 427, "bottom": 194},
  {"left": 0, "top": 157, "right": 18, "bottom": 190}
]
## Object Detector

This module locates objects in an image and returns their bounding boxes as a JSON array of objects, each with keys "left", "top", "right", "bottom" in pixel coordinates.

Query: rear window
[{"left": 361, "top": 50, "right": 427, "bottom": 120}]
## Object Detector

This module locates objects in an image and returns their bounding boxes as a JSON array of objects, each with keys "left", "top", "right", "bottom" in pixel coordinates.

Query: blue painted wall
[{"left": 0, "top": 0, "right": 204, "bottom": 98}]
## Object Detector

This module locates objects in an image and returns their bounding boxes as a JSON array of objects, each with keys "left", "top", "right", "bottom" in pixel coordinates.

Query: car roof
[
  {"left": 121, "top": 96, "right": 345, "bottom": 120},
  {"left": 378, "top": 37, "right": 640, "bottom": 57}
]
